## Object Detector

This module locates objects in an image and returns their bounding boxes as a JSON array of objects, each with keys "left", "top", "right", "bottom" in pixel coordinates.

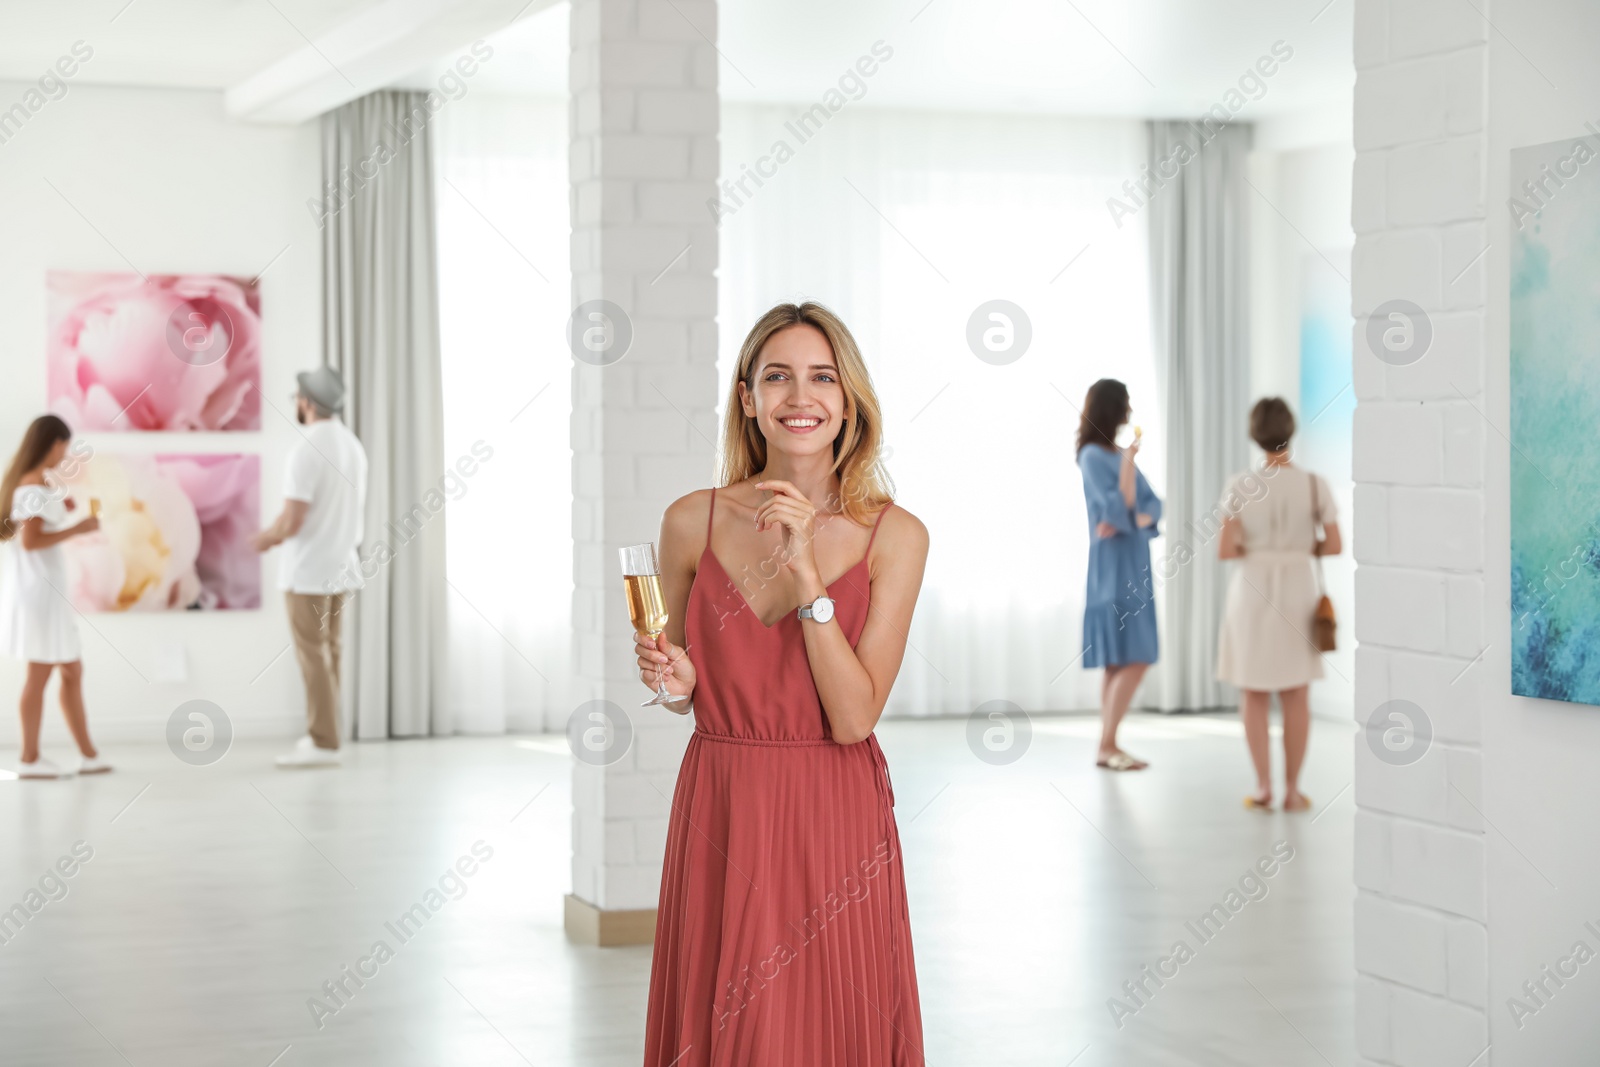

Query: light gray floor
[{"left": 0, "top": 711, "right": 1354, "bottom": 1067}]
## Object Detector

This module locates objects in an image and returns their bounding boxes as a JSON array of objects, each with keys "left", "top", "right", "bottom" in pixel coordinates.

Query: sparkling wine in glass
[{"left": 620, "top": 543, "right": 683, "bottom": 707}]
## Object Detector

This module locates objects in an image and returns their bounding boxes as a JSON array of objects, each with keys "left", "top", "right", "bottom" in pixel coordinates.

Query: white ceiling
[
  {"left": 0, "top": 0, "right": 1352, "bottom": 120},
  {"left": 738, "top": 0, "right": 1355, "bottom": 118},
  {"left": 0, "top": 0, "right": 379, "bottom": 91}
]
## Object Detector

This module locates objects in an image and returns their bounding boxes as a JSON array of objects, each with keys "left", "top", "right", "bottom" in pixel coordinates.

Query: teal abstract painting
[
  {"left": 1510, "top": 136, "right": 1600, "bottom": 705},
  {"left": 1299, "top": 249, "right": 1353, "bottom": 487}
]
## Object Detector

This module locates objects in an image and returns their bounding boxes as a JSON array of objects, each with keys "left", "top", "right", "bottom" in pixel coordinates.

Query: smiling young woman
[{"left": 635, "top": 302, "right": 929, "bottom": 1067}]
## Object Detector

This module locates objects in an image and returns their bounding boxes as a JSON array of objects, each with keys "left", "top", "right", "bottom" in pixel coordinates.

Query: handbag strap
[{"left": 1309, "top": 470, "right": 1327, "bottom": 595}]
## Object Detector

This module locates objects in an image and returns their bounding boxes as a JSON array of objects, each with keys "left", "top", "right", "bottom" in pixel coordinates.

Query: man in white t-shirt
[{"left": 253, "top": 366, "right": 368, "bottom": 768}]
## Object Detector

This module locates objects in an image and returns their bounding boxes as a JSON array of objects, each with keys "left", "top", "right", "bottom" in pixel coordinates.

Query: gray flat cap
[{"left": 296, "top": 366, "right": 346, "bottom": 413}]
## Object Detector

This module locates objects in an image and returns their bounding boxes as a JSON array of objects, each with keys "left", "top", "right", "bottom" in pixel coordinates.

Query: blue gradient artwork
[
  {"left": 1510, "top": 136, "right": 1600, "bottom": 705},
  {"left": 1299, "top": 251, "right": 1354, "bottom": 489}
]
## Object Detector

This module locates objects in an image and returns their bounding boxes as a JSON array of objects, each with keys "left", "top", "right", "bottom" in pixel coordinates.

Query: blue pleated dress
[{"left": 1078, "top": 444, "right": 1162, "bottom": 669}]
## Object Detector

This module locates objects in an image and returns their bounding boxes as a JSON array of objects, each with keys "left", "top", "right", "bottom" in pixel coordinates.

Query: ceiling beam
[{"left": 226, "top": 0, "right": 557, "bottom": 124}]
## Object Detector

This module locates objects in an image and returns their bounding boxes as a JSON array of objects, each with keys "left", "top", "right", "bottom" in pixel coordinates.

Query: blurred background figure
[
  {"left": 1217, "top": 398, "right": 1341, "bottom": 812},
  {"left": 253, "top": 367, "right": 368, "bottom": 768},
  {"left": 0, "top": 415, "right": 110, "bottom": 779},
  {"left": 1076, "top": 378, "right": 1162, "bottom": 772}
]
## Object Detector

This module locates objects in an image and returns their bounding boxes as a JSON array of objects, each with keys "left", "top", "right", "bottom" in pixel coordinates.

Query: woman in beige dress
[{"left": 1216, "top": 399, "right": 1341, "bottom": 812}]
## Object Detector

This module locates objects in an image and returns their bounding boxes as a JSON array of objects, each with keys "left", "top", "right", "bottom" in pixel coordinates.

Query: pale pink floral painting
[
  {"left": 47, "top": 271, "right": 262, "bottom": 432},
  {"left": 58, "top": 454, "right": 260, "bottom": 611}
]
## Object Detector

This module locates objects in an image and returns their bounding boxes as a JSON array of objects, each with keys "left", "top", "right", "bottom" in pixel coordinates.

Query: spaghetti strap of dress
[
  {"left": 867, "top": 501, "right": 893, "bottom": 551},
  {"left": 706, "top": 486, "right": 717, "bottom": 542}
]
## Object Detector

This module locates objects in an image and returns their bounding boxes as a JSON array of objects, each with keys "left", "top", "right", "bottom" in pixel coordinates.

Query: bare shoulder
[
  {"left": 875, "top": 503, "right": 929, "bottom": 561},
  {"left": 662, "top": 488, "right": 714, "bottom": 546},
  {"left": 664, "top": 487, "right": 713, "bottom": 524}
]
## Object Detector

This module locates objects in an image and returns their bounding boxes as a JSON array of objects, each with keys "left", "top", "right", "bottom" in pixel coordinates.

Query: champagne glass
[{"left": 620, "top": 543, "right": 684, "bottom": 707}]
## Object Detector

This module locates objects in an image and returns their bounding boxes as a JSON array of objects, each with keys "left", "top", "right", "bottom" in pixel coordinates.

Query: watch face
[{"left": 811, "top": 596, "right": 835, "bottom": 623}]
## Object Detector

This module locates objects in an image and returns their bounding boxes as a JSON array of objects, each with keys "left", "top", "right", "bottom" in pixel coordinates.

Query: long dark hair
[
  {"left": 1075, "top": 378, "right": 1130, "bottom": 455},
  {"left": 1, "top": 415, "right": 72, "bottom": 541}
]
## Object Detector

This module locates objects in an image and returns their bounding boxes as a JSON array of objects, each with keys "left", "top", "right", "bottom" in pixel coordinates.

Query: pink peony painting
[
  {"left": 58, "top": 454, "right": 260, "bottom": 611},
  {"left": 47, "top": 271, "right": 262, "bottom": 432}
]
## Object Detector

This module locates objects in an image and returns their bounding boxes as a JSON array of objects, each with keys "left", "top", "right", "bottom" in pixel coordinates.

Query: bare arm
[
  {"left": 19, "top": 514, "right": 97, "bottom": 551},
  {"left": 1219, "top": 516, "right": 1245, "bottom": 559},
  {"left": 802, "top": 514, "right": 927, "bottom": 743},
  {"left": 1316, "top": 520, "right": 1343, "bottom": 556},
  {"left": 253, "top": 499, "right": 310, "bottom": 552},
  {"left": 632, "top": 491, "right": 706, "bottom": 713},
  {"left": 756, "top": 483, "right": 928, "bottom": 745}
]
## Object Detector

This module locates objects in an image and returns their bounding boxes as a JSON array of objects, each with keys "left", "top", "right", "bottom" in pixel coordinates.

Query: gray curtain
[
  {"left": 320, "top": 90, "right": 448, "bottom": 739},
  {"left": 1146, "top": 120, "right": 1252, "bottom": 713}
]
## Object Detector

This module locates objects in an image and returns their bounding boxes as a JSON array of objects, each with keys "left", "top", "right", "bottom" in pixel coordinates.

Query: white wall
[
  {"left": 1349, "top": 2, "right": 1493, "bottom": 1062},
  {"left": 1349, "top": 0, "right": 1600, "bottom": 1060},
  {"left": 1480, "top": 0, "right": 1600, "bottom": 1060},
  {"left": 566, "top": 0, "right": 717, "bottom": 917},
  {"left": 1249, "top": 116, "right": 1355, "bottom": 721},
  {"left": 0, "top": 79, "right": 321, "bottom": 747},
  {"left": 1250, "top": 139, "right": 1356, "bottom": 399}
]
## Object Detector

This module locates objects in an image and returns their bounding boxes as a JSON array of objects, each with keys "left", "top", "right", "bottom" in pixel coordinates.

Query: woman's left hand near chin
[{"left": 753, "top": 480, "right": 820, "bottom": 577}]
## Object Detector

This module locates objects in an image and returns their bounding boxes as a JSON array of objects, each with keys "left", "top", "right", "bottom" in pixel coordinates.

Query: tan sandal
[
  {"left": 1243, "top": 796, "right": 1274, "bottom": 812},
  {"left": 1282, "top": 795, "right": 1313, "bottom": 812},
  {"left": 1096, "top": 752, "right": 1147, "bottom": 772}
]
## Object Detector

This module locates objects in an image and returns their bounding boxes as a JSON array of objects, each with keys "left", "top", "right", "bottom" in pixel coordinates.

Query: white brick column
[
  {"left": 1351, "top": 0, "right": 1491, "bottom": 1061},
  {"left": 566, "top": 0, "right": 720, "bottom": 943}
]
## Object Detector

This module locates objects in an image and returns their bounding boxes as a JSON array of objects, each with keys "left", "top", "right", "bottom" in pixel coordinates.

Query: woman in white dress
[
  {"left": 0, "top": 415, "right": 111, "bottom": 779},
  {"left": 1216, "top": 399, "right": 1340, "bottom": 812}
]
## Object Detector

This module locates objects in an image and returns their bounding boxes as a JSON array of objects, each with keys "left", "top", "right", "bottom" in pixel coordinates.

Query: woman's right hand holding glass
[
  {"left": 634, "top": 632, "right": 697, "bottom": 703},
  {"left": 72, "top": 516, "right": 100, "bottom": 536}
]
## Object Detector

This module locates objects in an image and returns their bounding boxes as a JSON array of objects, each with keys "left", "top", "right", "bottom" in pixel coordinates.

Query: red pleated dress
[{"left": 642, "top": 489, "right": 925, "bottom": 1067}]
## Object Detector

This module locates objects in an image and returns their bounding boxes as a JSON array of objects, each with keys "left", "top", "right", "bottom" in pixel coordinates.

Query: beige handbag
[{"left": 1310, "top": 474, "right": 1336, "bottom": 652}]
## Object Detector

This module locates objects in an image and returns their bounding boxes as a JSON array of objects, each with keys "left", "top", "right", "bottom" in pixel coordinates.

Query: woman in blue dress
[{"left": 1076, "top": 379, "right": 1162, "bottom": 771}]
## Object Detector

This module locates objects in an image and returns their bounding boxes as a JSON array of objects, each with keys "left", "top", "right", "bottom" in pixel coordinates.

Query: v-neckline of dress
[{"left": 692, "top": 546, "right": 871, "bottom": 630}]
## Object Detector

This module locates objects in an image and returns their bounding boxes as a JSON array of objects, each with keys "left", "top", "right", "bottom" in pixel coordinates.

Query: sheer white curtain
[
  {"left": 719, "top": 106, "right": 1161, "bottom": 717},
  {"left": 435, "top": 94, "right": 572, "bottom": 733},
  {"left": 1147, "top": 121, "right": 1253, "bottom": 713}
]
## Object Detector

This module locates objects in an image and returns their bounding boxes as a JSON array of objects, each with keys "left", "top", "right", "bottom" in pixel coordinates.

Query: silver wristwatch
[{"left": 798, "top": 595, "right": 836, "bottom": 624}]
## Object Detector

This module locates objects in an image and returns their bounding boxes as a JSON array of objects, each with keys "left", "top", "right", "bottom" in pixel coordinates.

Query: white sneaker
[
  {"left": 275, "top": 736, "right": 341, "bottom": 768},
  {"left": 18, "top": 757, "right": 71, "bottom": 779},
  {"left": 78, "top": 756, "right": 113, "bottom": 775}
]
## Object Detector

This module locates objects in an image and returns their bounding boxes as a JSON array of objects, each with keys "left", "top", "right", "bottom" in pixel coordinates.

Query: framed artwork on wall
[
  {"left": 1509, "top": 136, "right": 1600, "bottom": 704},
  {"left": 47, "top": 271, "right": 262, "bottom": 432},
  {"left": 57, "top": 453, "right": 261, "bottom": 612}
]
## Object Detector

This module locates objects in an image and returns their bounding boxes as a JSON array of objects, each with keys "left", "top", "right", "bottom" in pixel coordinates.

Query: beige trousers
[{"left": 285, "top": 592, "right": 347, "bottom": 750}]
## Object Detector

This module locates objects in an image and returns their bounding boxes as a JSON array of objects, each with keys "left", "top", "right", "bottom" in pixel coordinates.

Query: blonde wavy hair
[{"left": 719, "top": 302, "right": 893, "bottom": 525}]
